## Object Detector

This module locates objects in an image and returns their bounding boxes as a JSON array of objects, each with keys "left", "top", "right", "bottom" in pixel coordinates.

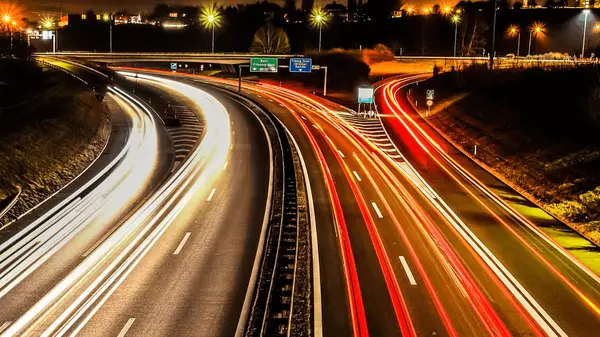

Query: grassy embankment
[
  {"left": 0, "top": 59, "right": 111, "bottom": 228},
  {"left": 413, "top": 65, "right": 600, "bottom": 244}
]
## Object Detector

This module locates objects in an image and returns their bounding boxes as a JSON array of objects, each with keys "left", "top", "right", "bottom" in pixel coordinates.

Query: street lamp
[
  {"left": 582, "top": 9, "right": 591, "bottom": 58},
  {"left": 442, "top": 5, "right": 453, "bottom": 16},
  {"left": 528, "top": 22, "right": 545, "bottom": 56},
  {"left": 490, "top": 0, "right": 498, "bottom": 69},
  {"left": 451, "top": 14, "right": 460, "bottom": 57},
  {"left": 201, "top": 5, "right": 222, "bottom": 53},
  {"left": 310, "top": 8, "right": 327, "bottom": 52},
  {"left": 102, "top": 14, "right": 113, "bottom": 52},
  {"left": 508, "top": 24, "right": 521, "bottom": 57},
  {"left": 3, "top": 15, "right": 12, "bottom": 49}
]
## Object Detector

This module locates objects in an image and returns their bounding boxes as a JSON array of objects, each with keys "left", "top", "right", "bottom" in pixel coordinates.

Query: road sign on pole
[
  {"left": 250, "top": 57, "right": 278, "bottom": 73},
  {"left": 170, "top": 63, "right": 178, "bottom": 70},
  {"left": 290, "top": 58, "right": 313, "bottom": 73},
  {"left": 358, "top": 87, "right": 374, "bottom": 104},
  {"left": 426, "top": 90, "right": 435, "bottom": 100}
]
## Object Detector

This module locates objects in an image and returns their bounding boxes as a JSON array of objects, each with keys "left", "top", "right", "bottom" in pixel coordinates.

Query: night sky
[{"left": 20, "top": 0, "right": 342, "bottom": 17}]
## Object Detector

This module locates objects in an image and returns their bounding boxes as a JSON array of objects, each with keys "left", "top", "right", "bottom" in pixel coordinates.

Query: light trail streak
[
  {"left": 0, "top": 90, "right": 159, "bottom": 300},
  {"left": 271, "top": 98, "right": 369, "bottom": 337},
  {"left": 104, "top": 67, "right": 558, "bottom": 335},
  {"left": 383, "top": 77, "right": 600, "bottom": 320},
  {"left": 251, "top": 82, "right": 541, "bottom": 337},
  {"left": 2, "top": 75, "right": 231, "bottom": 336}
]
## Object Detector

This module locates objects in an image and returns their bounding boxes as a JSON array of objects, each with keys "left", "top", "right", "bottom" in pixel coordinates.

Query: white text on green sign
[{"left": 250, "top": 58, "right": 278, "bottom": 73}]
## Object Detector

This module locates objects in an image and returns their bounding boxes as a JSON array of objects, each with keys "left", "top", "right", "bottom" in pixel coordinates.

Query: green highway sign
[{"left": 250, "top": 57, "right": 278, "bottom": 73}]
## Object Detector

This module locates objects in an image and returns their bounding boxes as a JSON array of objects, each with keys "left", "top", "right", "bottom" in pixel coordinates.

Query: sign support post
[{"left": 323, "top": 66, "right": 328, "bottom": 96}]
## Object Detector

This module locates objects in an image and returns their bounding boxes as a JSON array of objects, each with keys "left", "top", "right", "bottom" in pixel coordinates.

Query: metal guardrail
[{"left": 0, "top": 187, "right": 22, "bottom": 224}]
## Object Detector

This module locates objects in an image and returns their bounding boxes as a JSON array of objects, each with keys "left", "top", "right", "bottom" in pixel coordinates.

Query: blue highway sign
[{"left": 289, "top": 58, "right": 313, "bottom": 73}]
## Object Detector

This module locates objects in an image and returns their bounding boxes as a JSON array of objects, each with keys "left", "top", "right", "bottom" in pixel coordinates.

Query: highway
[
  {"left": 0, "top": 84, "right": 173, "bottom": 333},
  {"left": 0, "top": 67, "right": 272, "bottom": 337},
  {"left": 378, "top": 75, "right": 600, "bottom": 337},
  {"left": 123, "top": 68, "right": 600, "bottom": 336},
  {"left": 6, "top": 54, "right": 600, "bottom": 336},
  {"left": 66, "top": 74, "right": 272, "bottom": 337}
]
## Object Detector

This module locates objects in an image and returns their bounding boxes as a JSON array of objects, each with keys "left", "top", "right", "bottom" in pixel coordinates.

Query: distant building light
[
  {"left": 81, "top": 14, "right": 87, "bottom": 20},
  {"left": 163, "top": 22, "right": 186, "bottom": 28},
  {"left": 169, "top": 12, "right": 178, "bottom": 18},
  {"left": 96, "top": 14, "right": 101, "bottom": 20}
]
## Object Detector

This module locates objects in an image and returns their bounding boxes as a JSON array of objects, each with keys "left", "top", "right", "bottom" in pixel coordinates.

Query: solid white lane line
[
  {"left": 173, "top": 232, "right": 191, "bottom": 255},
  {"left": 300, "top": 116, "right": 306, "bottom": 120},
  {"left": 371, "top": 202, "right": 384, "bottom": 219},
  {"left": 0, "top": 321, "right": 11, "bottom": 334},
  {"left": 353, "top": 171, "right": 362, "bottom": 182},
  {"left": 223, "top": 161, "right": 228, "bottom": 170},
  {"left": 207, "top": 188, "right": 216, "bottom": 201},
  {"left": 117, "top": 318, "right": 136, "bottom": 337},
  {"left": 399, "top": 256, "right": 417, "bottom": 286},
  {"left": 338, "top": 150, "right": 345, "bottom": 158}
]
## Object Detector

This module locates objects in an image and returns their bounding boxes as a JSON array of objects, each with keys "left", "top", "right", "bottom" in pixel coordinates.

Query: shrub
[
  {"left": 580, "top": 187, "right": 600, "bottom": 212},
  {"left": 546, "top": 200, "right": 588, "bottom": 221},
  {"left": 361, "top": 44, "right": 395, "bottom": 65}
]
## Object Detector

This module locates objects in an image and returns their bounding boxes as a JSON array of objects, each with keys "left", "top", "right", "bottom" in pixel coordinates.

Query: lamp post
[
  {"left": 582, "top": 9, "right": 590, "bottom": 58},
  {"left": 102, "top": 14, "right": 113, "bottom": 52},
  {"left": 451, "top": 14, "right": 460, "bottom": 57},
  {"left": 201, "top": 6, "right": 221, "bottom": 53},
  {"left": 208, "top": 14, "right": 215, "bottom": 53},
  {"left": 310, "top": 8, "right": 327, "bottom": 52},
  {"left": 528, "top": 23, "right": 544, "bottom": 56},
  {"left": 509, "top": 25, "right": 521, "bottom": 57},
  {"left": 3, "top": 15, "right": 12, "bottom": 49},
  {"left": 490, "top": 0, "right": 498, "bottom": 69}
]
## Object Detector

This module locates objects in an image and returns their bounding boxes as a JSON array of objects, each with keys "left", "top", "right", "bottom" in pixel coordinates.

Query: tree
[
  {"left": 301, "top": 0, "right": 315, "bottom": 11},
  {"left": 250, "top": 24, "right": 291, "bottom": 54},
  {"left": 364, "top": 0, "right": 400, "bottom": 20},
  {"left": 285, "top": 0, "right": 296, "bottom": 14}
]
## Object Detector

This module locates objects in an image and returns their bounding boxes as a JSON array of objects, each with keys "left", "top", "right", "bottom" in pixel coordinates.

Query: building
[{"left": 323, "top": 1, "right": 349, "bottom": 21}]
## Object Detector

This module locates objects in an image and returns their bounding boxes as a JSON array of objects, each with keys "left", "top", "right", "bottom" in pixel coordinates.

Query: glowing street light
[
  {"left": 310, "top": 8, "right": 327, "bottom": 52},
  {"left": 528, "top": 22, "right": 545, "bottom": 56},
  {"left": 442, "top": 6, "right": 452, "bottom": 16},
  {"left": 3, "top": 14, "right": 13, "bottom": 49},
  {"left": 405, "top": 5, "right": 415, "bottom": 15},
  {"left": 508, "top": 24, "right": 521, "bottom": 57},
  {"left": 451, "top": 14, "right": 460, "bottom": 57},
  {"left": 582, "top": 9, "right": 591, "bottom": 58},
  {"left": 201, "top": 5, "right": 222, "bottom": 53}
]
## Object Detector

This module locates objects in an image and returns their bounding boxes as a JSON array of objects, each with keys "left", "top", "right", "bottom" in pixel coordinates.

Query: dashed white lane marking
[
  {"left": 300, "top": 116, "right": 306, "bottom": 120},
  {"left": 207, "top": 188, "right": 216, "bottom": 201},
  {"left": 353, "top": 171, "right": 362, "bottom": 182},
  {"left": 223, "top": 162, "right": 228, "bottom": 170},
  {"left": 338, "top": 150, "right": 345, "bottom": 158},
  {"left": 174, "top": 232, "right": 191, "bottom": 255},
  {"left": 371, "top": 202, "right": 384, "bottom": 219},
  {"left": 117, "top": 318, "right": 136, "bottom": 337},
  {"left": 399, "top": 256, "right": 417, "bottom": 286},
  {"left": 0, "top": 321, "right": 11, "bottom": 334}
]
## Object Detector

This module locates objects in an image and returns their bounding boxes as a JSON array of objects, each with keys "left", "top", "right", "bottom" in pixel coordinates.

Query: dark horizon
[{"left": 20, "top": 0, "right": 349, "bottom": 18}]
